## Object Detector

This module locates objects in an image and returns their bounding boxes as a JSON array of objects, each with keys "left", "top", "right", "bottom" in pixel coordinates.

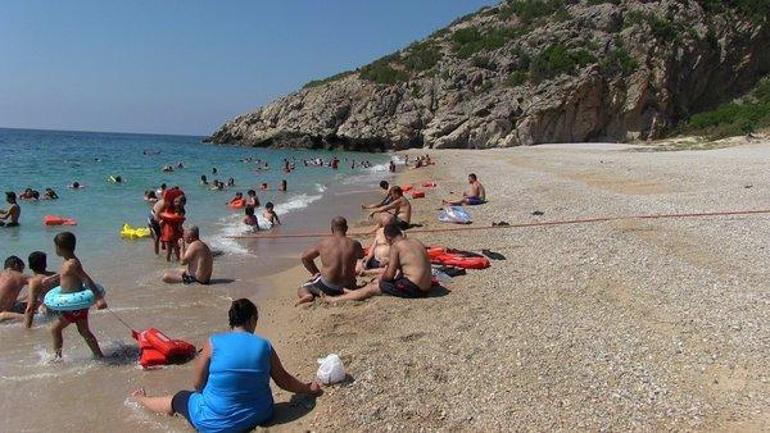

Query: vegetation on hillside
[
  {"left": 303, "top": 71, "right": 354, "bottom": 89},
  {"left": 682, "top": 78, "right": 770, "bottom": 139}
]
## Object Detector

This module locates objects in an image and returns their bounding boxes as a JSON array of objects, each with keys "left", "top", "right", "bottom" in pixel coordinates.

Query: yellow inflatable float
[{"left": 120, "top": 223, "right": 151, "bottom": 240}]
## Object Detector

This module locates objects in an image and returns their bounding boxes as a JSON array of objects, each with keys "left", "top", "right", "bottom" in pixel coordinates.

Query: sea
[{"left": 0, "top": 127, "right": 392, "bottom": 432}]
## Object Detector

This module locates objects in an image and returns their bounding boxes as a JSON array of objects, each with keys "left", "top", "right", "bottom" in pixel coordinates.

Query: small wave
[
  {"left": 275, "top": 193, "right": 322, "bottom": 214},
  {"left": 315, "top": 183, "right": 327, "bottom": 193}
]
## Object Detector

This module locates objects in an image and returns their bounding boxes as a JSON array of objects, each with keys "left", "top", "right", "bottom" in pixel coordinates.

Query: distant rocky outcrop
[{"left": 207, "top": 0, "right": 770, "bottom": 150}]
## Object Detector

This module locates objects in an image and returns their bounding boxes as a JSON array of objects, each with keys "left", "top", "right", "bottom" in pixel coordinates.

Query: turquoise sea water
[{"left": 0, "top": 128, "right": 387, "bottom": 263}]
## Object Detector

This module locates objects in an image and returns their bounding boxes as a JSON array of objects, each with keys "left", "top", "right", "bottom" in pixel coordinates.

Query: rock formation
[{"left": 207, "top": 0, "right": 770, "bottom": 150}]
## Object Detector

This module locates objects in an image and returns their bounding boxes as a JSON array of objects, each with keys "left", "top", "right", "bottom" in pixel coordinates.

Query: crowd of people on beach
[{"left": 0, "top": 150, "right": 492, "bottom": 431}]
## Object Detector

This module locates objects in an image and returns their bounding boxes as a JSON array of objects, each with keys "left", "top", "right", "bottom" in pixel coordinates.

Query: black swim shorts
[
  {"left": 365, "top": 257, "right": 382, "bottom": 270},
  {"left": 182, "top": 272, "right": 207, "bottom": 285},
  {"left": 394, "top": 218, "right": 410, "bottom": 231},
  {"left": 172, "top": 390, "right": 194, "bottom": 426},
  {"left": 302, "top": 275, "right": 344, "bottom": 296},
  {"left": 379, "top": 277, "right": 427, "bottom": 299},
  {"left": 10, "top": 301, "right": 27, "bottom": 314}
]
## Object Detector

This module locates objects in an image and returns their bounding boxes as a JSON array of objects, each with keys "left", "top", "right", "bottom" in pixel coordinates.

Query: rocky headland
[{"left": 207, "top": 0, "right": 770, "bottom": 150}]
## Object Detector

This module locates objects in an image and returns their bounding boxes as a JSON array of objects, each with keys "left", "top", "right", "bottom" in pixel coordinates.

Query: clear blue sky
[{"left": 0, "top": 0, "right": 496, "bottom": 136}]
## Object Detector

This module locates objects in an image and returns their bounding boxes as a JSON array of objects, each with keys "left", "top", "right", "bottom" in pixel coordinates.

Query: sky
[{"left": 0, "top": 0, "right": 497, "bottom": 136}]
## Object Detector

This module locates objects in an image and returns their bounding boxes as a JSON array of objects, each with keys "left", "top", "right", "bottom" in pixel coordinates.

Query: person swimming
[
  {"left": 44, "top": 188, "right": 59, "bottom": 200},
  {"left": 243, "top": 206, "right": 259, "bottom": 230},
  {"left": 262, "top": 202, "right": 280, "bottom": 228}
]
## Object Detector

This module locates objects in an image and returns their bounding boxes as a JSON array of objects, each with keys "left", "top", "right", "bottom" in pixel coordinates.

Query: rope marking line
[{"left": 226, "top": 209, "right": 770, "bottom": 240}]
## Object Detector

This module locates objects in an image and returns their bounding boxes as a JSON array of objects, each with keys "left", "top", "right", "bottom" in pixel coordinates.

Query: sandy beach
[
  {"left": 5, "top": 140, "right": 770, "bottom": 432},
  {"left": 234, "top": 141, "right": 770, "bottom": 432}
]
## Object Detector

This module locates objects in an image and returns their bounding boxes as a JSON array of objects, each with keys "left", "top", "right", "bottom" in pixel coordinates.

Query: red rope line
[{"left": 226, "top": 209, "right": 770, "bottom": 240}]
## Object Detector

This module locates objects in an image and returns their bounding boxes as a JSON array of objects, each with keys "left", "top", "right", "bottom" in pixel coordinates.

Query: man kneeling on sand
[
  {"left": 325, "top": 224, "right": 432, "bottom": 303},
  {"left": 162, "top": 226, "right": 213, "bottom": 285},
  {"left": 297, "top": 216, "right": 364, "bottom": 305}
]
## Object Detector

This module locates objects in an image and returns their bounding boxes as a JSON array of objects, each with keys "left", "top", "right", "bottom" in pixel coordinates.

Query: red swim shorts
[{"left": 63, "top": 309, "right": 89, "bottom": 323}]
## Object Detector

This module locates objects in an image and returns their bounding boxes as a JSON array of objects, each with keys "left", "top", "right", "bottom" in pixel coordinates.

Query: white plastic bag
[{"left": 316, "top": 354, "right": 346, "bottom": 385}]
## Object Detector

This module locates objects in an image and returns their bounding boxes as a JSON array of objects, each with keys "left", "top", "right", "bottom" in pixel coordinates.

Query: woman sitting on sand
[{"left": 131, "top": 299, "right": 322, "bottom": 431}]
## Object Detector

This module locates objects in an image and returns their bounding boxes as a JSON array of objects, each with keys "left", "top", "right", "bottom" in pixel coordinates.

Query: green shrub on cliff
[
  {"left": 303, "top": 71, "right": 354, "bottom": 89},
  {"left": 503, "top": 0, "right": 563, "bottom": 23},
  {"left": 600, "top": 46, "right": 638, "bottom": 76},
  {"left": 684, "top": 77, "right": 770, "bottom": 138},
  {"left": 403, "top": 41, "right": 443, "bottom": 71},
  {"left": 359, "top": 55, "right": 410, "bottom": 85},
  {"left": 530, "top": 44, "right": 596, "bottom": 80},
  {"left": 452, "top": 26, "right": 524, "bottom": 59}
]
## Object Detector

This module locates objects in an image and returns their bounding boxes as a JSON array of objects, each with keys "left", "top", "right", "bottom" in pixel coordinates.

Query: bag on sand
[{"left": 317, "top": 354, "right": 346, "bottom": 385}]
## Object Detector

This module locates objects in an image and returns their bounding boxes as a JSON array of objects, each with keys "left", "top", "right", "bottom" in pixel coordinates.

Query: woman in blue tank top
[{"left": 131, "top": 299, "right": 323, "bottom": 432}]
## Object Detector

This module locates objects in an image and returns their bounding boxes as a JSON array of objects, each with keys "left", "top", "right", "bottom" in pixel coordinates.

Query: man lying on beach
[
  {"left": 0, "top": 256, "right": 30, "bottom": 322},
  {"left": 162, "top": 226, "right": 213, "bottom": 285},
  {"left": 443, "top": 173, "right": 486, "bottom": 206},
  {"left": 325, "top": 224, "right": 432, "bottom": 303},
  {"left": 369, "top": 186, "right": 411, "bottom": 230},
  {"left": 361, "top": 181, "right": 391, "bottom": 210},
  {"left": 0, "top": 192, "right": 21, "bottom": 227},
  {"left": 357, "top": 214, "right": 396, "bottom": 276},
  {"left": 296, "top": 216, "right": 364, "bottom": 305}
]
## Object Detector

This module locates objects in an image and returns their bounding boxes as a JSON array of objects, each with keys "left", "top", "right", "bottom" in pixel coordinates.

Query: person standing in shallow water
[
  {"left": 131, "top": 298, "right": 322, "bottom": 431},
  {"left": 0, "top": 192, "right": 21, "bottom": 227}
]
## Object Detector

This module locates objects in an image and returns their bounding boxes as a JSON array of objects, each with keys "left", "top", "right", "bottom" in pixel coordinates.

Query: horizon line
[{"left": 0, "top": 125, "right": 206, "bottom": 138}]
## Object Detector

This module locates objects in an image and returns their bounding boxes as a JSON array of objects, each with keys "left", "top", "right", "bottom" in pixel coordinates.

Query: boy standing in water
[{"left": 51, "top": 232, "right": 107, "bottom": 358}]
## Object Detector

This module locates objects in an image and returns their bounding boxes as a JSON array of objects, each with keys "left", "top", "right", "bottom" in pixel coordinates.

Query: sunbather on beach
[
  {"left": 296, "top": 217, "right": 364, "bottom": 305},
  {"left": 443, "top": 173, "right": 486, "bottom": 206},
  {"left": 325, "top": 224, "right": 432, "bottom": 303},
  {"left": 357, "top": 214, "right": 396, "bottom": 276},
  {"left": 162, "top": 226, "right": 213, "bottom": 285},
  {"left": 369, "top": 186, "right": 411, "bottom": 230},
  {"left": 0, "top": 256, "right": 30, "bottom": 322},
  {"left": 0, "top": 192, "right": 21, "bottom": 227}
]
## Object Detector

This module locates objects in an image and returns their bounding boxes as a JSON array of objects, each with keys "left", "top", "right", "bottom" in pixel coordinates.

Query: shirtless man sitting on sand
[
  {"left": 325, "top": 224, "right": 432, "bottom": 303},
  {"left": 0, "top": 192, "right": 21, "bottom": 227},
  {"left": 357, "top": 214, "right": 396, "bottom": 276},
  {"left": 443, "top": 173, "right": 486, "bottom": 206},
  {"left": 369, "top": 186, "right": 412, "bottom": 230},
  {"left": 296, "top": 216, "right": 364, "bottom": 305},
  {"left": 162, "top": 226, "right": 213, "bottom": 285},
  {"left": 0, "top": 256, "right": 30, "bottom": 322}
]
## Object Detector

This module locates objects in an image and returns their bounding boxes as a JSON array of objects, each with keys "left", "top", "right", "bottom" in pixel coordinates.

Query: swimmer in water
[
  {"left": 50, "top": 232, "right": 107, "bottom": 358},
  {"left": 243, "top": 206, "right": 259, "bottom": 230},
  {"left": 69, "top": 181, "right": 84, "bottom": 189},
  {"left": 200, "top": 175, "right": 208, "bottom": 186},
  {"left": 0, "top": 192, "right": 21, "bottom": 227},
  {"left": 278, "top": 180, "right": 287, "bottom": 192},
  {"left": 44, "top": 188, "right": 59, "bottom": 200},
  {"left": 262, "top": 202, "right": 281, "bottom": 227},
  {"left": 245, "top": 190, "right": 260, "bottom": 208}
]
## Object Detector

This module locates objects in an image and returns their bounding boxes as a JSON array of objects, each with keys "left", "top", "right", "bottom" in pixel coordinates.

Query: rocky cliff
[{"left": 207, "top": 0, "right": 770, "bottom": 150}]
